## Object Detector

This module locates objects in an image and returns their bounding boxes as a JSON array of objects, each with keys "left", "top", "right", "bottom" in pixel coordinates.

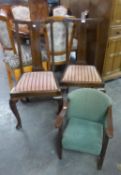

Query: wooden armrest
[
  {"left": 55, "top": 100, "right": 68, "bottom": 128},
  {"left": 105, "top": 106, "right": 113, "bottom": 138}
]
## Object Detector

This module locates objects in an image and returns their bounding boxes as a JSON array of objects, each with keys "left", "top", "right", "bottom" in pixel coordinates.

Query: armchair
[{"left": 55, "top": 88, "right": 113, "bottom": 169}]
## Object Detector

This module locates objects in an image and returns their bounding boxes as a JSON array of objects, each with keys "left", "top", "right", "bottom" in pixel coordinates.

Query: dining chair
[
  {"left": 0, "top": 11, "right": 32, "bottom": 88},
  {"left": 0, "top": 10, "right": 47, "bottom": 89},
  {"left": 9, "top": 19, "right": 62, "bottom": 129},
  {"left": 60, "top": 17, "right": 104, "bottom": 89},
  {"left": 55, "top": 88, "right": 113, "bottom": 169},
  {"left": 44, "top": 16, "right": 77, "bottom": 67}
]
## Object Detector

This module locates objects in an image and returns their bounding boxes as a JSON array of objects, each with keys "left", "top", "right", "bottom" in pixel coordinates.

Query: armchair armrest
[
  {"left": 55, "top": 99, "right": 68, "bottom": 128},
  {"left": 105, "top": 106, "right": 113, "bottom": 138}
]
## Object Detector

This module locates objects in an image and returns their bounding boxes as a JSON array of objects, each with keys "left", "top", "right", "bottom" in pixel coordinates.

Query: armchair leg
[
  {"left": 57, "top": 98, "right": 63, "bottom": 115},
  {"left": 56, "top": 128, "right": 62, "bottom": 159},
  {"left": 9, "top": 98, "right": 22, "bottom": 129},
  {"left": 97, "top": 135, "right": 109, "bottom": 170}
]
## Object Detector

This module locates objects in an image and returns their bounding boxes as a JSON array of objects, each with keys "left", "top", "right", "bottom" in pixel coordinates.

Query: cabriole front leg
[{"left": 9, "top": 98, "right": 22, "bottom": 129}]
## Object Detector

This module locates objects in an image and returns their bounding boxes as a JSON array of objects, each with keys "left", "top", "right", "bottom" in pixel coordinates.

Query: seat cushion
[
  {"left": 62, "top": 118, "right": 103, "bottom": 155},
  {"left": 11, "top": 71, "right": 60, "bottom": 94},
  {"left": 61, "top": 65, "right": 102, "bottom": 87}
]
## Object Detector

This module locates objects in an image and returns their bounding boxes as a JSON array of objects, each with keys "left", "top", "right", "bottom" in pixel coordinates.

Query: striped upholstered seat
[
  {"left": 61, "top": 65, "right": 103, "bottom": 88},
  {"left": 11, "top": 71, "right": 60, "bottom": 94},
  {"left": 9, "top": 20, "right": 62, "bottom": 129}
]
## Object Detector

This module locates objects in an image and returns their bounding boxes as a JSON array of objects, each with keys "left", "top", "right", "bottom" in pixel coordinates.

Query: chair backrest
[
  {"left": 0, "top": 12, "right": 16, "bottom": 53},
  {"left": 14, "top": 20, "right": 49, "bottom": 74},
  {"left": 11, "top": 5, "right": 30, "bottom": 21},
  {"left": 28, "top": 0, "right": 49, "bottom": 20},
  {"left": 44, "top": 16, "right": 76, "bottom": 65},
  {"left": 67, "top": 88, "right": 112, "bottom": 123},
  {"left": 53, "top": 6, "right": 67, "bottom": 16},
  {"left": 69, "top": 17, "right": 102, "bottom": 65}
]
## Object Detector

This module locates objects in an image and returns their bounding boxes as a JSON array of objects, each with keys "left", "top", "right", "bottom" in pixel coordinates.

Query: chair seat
[
  {"left": 62, "top": 118, "right": 103, "bottom": 155},
  {"left": 61, "top": 65, "right": 103, "bottom": 87},
  {"left": 11, "top": 71, "right": 60, "bottom": 94}
]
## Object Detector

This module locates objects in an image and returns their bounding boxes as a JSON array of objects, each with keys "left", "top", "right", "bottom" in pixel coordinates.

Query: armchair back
[{"left": 67, "top": 88, "right": 112, "bottom": 123}]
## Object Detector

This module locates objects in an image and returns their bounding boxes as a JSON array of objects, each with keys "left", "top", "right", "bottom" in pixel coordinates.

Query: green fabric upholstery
[
  {"left": 62, "top": 88, "right": 112, "bottom": 156},
  {"left": 67, "top": 88, "right": 112, "bottom": 123},
  {"left": 62, "top": 118, "right": 103, "bottom": 155}
]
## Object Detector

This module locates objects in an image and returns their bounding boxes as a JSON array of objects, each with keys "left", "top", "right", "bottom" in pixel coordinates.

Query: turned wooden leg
[
  {"left": 97, "top": 135, "right": 109, "bottom": 170},
  {"left": 56, "top": 128, "right": 62, "bottom": 159},
  {"left": 9, "top": 98, "right": 22, "bottom": 129}
]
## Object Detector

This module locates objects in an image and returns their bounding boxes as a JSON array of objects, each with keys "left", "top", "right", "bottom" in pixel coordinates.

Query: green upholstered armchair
[{"left": 55, "top": 88, "right": 113, "bottom": 170}]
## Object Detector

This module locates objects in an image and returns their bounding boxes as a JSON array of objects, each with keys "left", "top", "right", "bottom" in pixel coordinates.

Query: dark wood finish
[
  {"left": 105, "top": 106, "right": 113, "bottom": 138},
  {"left": 55, "top": 99, "right": 68, "bottom": 128},
  {"left": 9, "top": 99, "right": 22, "bottom": 129},
  {"left": 97, "top": 135, "right": 109, "bottom": 170},
  {"left": 55, "top": 99, "right": 68, "bottom": 159},
  {"left": 61, "top": 0, "right": 113, "bottom": 75},
  {"left": 9, "top": 20, "right": 62, "bottom": 128},
  {"left": 97, "top": 106, "right": 113, "bottom": 169},
  {"left": 56, "top": 127, "right": 62, "bottom": 159},
  {"left": 60, "top": 18, "right": 104, "bottom": 89},
  {"left": 28, "top": 0, "right": 48, "bottom": 20}
]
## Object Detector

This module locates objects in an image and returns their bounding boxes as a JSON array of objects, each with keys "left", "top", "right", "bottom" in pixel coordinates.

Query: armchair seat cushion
[{"left": 62, "top": 118, "right": 103, "bottom": 155}]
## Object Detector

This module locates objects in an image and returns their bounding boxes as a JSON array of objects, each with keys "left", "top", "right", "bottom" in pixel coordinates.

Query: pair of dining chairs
[{"left": 0, "top": 13, "right": 112, "bottom": 170}]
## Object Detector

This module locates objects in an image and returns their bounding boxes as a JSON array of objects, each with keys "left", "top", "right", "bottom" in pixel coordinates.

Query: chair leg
[
  {"left": 5, "top": 65, "right": 14, "bottom": 89},
  {"left": 97, "top": 135, "right": 109, "bottom": 170},
  {"left": 9, "top": 98, "right": 22, "bottom": 129},
  {"left": 56, "top": 128, "right": 62, "bottom": 159}
]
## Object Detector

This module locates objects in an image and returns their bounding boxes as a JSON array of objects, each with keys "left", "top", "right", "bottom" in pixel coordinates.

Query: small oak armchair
[{"left": 55, "top": 88, "right": 113, "bottom": 170}]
